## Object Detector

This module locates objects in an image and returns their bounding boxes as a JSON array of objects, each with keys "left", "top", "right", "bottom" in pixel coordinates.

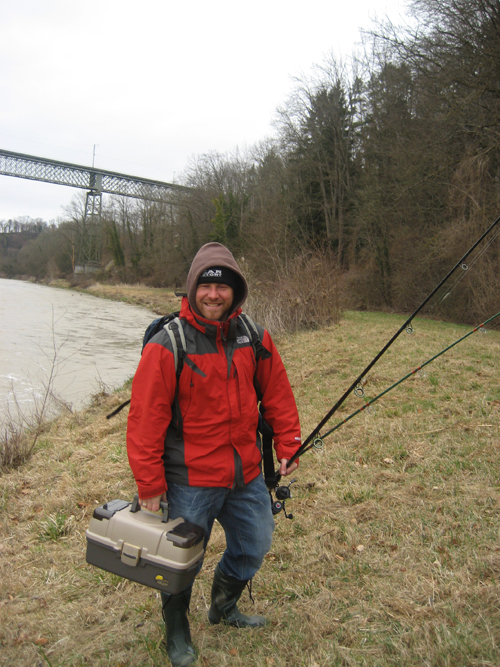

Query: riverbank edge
[
  {"left": 47, "top": 277, "right": 182, "bottom": 315},
  {"left": 1, "top": 274, "right": 183, "bottom": 314}
]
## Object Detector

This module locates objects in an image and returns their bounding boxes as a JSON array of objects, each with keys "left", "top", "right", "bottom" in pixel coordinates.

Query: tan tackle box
[{"left": 85, "top": 497, "right": 204, "bottom": 594}]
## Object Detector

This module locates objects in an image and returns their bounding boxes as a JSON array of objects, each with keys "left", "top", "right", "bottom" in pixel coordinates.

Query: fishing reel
[{"left": 270, "top": 478, "right": 296, "bottom": 519}]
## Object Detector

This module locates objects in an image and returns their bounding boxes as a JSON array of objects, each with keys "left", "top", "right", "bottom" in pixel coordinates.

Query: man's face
[{"left": 195, "top": 283, "right": 234, "bottom": 321}]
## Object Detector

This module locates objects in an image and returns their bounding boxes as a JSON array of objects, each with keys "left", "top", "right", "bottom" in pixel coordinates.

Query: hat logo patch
[{"left": 201, "top": 269, "right": 222, "bottom": 278}]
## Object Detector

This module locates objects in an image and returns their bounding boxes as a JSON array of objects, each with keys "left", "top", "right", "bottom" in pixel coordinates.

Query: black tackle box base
[{"left": 85, "top": 497, "right": 205, "bottom": 594}]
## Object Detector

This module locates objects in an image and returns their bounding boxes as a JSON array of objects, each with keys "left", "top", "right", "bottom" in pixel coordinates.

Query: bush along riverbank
[{"left": 1, "top": 310, "right": 500, "bottom": 666}]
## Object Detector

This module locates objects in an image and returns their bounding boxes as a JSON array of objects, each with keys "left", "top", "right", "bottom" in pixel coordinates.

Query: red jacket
[{"left": 127, "top": 298, "right": 301, "bottom": 499}]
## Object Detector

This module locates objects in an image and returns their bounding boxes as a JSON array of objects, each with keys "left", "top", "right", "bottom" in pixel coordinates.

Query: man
[{"left": 127, "top": 242, "right": 301, "bottom": 666}]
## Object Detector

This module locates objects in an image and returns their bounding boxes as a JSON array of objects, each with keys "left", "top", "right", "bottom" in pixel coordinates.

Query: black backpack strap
[
  {"left": 164, "top": 317, "right": 187, "bottom": 440},
  {"left": 239, "top": 314, "right": 279, "bottom": 489},
  {"left": 239, "top": 313, "right": 271, "bottom": 363},
  {"left": 238, "top": 313, "right": 271, "bottom": 402},
  {"left": 259, "top": 412, "right": 279, "bottom": 490}
]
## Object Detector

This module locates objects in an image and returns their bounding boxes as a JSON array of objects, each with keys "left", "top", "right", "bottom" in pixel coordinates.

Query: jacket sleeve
[
  {"left": 126, "top": 342, "right": 176, "bottom": 499},
  {"left": 256, "top": 330, "right": 302, "bottom": 463}
]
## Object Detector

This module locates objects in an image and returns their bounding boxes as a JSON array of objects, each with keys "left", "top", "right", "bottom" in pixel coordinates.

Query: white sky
[{"left": 0, "top": 0, "right": 408, "bottom": 222}]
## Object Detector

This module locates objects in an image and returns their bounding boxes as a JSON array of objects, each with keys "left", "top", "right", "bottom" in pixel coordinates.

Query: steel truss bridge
[{"left": 0, "top": 148, "right": 190, "bottom": 271}]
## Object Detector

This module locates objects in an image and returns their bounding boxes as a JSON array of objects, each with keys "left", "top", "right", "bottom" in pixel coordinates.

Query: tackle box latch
[{"left": 121, "top": 542, "right": 141, "bottom": 566}]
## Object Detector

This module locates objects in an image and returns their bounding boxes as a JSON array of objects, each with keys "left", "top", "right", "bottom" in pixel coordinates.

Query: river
[{"left": 0, "top": 279, "right": 158, "bottom": 419}]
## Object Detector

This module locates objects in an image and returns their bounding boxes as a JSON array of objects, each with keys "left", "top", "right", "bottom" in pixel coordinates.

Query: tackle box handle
[{"left": 130, "top": 494, "right": 170, "bottom": 523}]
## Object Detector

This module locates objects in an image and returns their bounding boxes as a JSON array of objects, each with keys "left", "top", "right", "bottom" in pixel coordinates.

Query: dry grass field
[{"left": 1, "top": 307, "right": 499, "bottom": 667}]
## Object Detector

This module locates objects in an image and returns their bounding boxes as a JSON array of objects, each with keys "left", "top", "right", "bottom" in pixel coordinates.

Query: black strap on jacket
[
  {"left": 259, "top": 412, "right": 279, "bottom": 490},
  {"left": 168, "top": 320, "right": 186, "bottom": 441},
  {"left": 238, "top": 315, "right": 278, "bottom": 490}
]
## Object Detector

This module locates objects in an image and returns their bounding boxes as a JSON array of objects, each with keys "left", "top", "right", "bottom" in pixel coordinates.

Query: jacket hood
[{"left": 186, "top": 242, "right": 248, "bottom": 318}]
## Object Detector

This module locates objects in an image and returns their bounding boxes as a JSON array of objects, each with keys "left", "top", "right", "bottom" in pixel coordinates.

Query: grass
[
  {"left": 1, "top": 308, "right": 499, "bottom": 666},
  {"left": 38, "top": 512, "right": 71, "bottom": 542}
]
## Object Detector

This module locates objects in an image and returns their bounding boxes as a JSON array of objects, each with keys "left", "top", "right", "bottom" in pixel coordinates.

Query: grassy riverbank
[{"left": 1, "top": 308, "right": 500, "bottom": 666}]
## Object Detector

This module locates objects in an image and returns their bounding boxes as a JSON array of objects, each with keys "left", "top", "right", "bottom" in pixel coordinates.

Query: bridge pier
[{"left": 0, "top": 148, "right": 189, "bottom": 275}]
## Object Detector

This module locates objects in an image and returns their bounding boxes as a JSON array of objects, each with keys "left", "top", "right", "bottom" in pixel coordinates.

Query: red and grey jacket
[{"left": 126, "top": 297, "right": 301, "bottom": 500}]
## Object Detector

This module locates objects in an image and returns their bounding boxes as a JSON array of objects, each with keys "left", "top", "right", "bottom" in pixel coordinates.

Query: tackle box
[{"left": 85, "top": 496, "right": 205, "bottom": 594}]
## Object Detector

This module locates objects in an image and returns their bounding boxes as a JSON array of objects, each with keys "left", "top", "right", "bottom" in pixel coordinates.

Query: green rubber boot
[
  {"left": 208, "top": 565, "right": 267, "bottom": 628},
  {"left": 161, "top": 589, "right": 197, "bottom": 666}
]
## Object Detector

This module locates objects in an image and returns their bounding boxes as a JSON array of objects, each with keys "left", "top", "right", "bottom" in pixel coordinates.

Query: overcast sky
[{"left": 1, "top": 0, "right": 408, "bottom": 222}]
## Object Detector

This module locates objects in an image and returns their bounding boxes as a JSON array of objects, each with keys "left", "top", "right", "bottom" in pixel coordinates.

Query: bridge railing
[{"left": 0, "top": 148, "right": 191, "bottom": 202}]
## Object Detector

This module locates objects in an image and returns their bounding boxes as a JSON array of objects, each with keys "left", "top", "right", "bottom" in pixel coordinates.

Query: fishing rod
[
  {"left": 320, "top": 310, "right": 500, "bottom": 441},
  {"left": 287, "top": 213, "right": 500, "bottom": 465},
  {"left": 271, "top": 311, "right": 499, "bottom": 518}
]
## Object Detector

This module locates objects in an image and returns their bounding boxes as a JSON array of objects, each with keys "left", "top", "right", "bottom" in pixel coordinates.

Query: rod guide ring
[
  {"left": 354, "top": 384, "right": 365, "bottom": 398},
  {"left": 313, "top": 437, "right": 324, "bottom": 450}
]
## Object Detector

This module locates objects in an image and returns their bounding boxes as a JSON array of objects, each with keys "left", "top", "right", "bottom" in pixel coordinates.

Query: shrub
[{"left": 244, "top": 249, "right": 342, "bottom": 335}]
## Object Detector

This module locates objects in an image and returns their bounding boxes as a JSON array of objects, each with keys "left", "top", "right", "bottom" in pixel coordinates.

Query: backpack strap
[
  {"left": 142, "top": 311, "right": 180, "bottom": 352},
  {"left": 106, "top": 313, "right": 186, "bottom": 422},
  {"left": 164, "top": 317, "right": 187, "bottom": 440},
  {"left": 239, "top": 313, "right": 271, "bottom": 402},
  {"left": 239, "top": 314, "right": 279, "bottom": 490},
  {"left": 259, "top": 413, "right": 279, "bottom": 490},
  {"left": 164, "top": 317, "right": 185, "bottom": 374},
  {"left": 239, "top": 313, "right": 271, "bottom": 363}
]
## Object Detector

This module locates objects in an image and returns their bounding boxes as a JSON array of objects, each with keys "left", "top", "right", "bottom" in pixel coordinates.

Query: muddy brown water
[{"left": 0, "top": 278, "right": 158, "bottom": 418}]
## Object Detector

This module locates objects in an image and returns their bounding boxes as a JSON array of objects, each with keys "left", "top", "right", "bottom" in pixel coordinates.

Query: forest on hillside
[{"left": 1, "top": 0, "right": 499, "bottom": 328}]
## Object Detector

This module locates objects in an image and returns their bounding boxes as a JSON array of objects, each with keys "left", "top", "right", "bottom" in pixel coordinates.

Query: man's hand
[
  {"left": 279, "top": 459, "right": 298, "bottom": 476},
  {"left": 139, "top": 492, "right": 166, "bottom": 512}
]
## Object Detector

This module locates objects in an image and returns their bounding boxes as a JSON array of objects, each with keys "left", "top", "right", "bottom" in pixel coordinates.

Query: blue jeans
[{"left": 167, "top": 473, "right": 274, "bottom": 583}]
